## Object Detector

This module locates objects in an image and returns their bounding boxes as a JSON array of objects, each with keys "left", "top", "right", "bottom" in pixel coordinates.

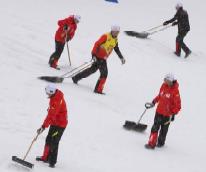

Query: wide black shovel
[
  {"left": 125, "top": 24, "right": 172, "bottom": 39},
  {"left": 38, "top": 76, "right": 64, "bottom": 83},
  {"left": 123, "top": 103, "right": 153, "bottom": 132},
  {"left": 38, "top": 59, "right": 94, "bottom": 83},
  {"left": 12, "top": 133, "right": 39, "bottom": 169}
]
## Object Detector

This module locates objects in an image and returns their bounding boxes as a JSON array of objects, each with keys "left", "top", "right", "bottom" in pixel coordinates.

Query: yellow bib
[{"left": 101, "top": 33, "right": 118, "bottom": 56}]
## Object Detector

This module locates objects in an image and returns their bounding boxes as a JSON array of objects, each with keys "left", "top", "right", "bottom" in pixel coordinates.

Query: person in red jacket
[
  {"left": 72, "top": 25, "right": 126, "bottom": 94},
  {"left": 49, "top": 15, "right": 81, "bottom": 69},
  {"left": 36, "top": 84, "right": 68, "bottom": 168},
  {"left": 145, "top": 73, "right": 181, "bottom": 149}
]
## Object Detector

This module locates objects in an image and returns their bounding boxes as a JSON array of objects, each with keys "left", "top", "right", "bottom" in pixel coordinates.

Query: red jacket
[
  {"left": 55, "top": 15, "right": 77, "bottom": 43},
  {"left": 43, "top": 89, "right": 68, "bottom": 128},
  {"left": 153, "top": 81, "right": 181, "bottom": 117}
]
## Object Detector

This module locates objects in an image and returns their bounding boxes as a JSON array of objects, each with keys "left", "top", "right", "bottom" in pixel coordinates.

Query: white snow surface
[{"left": 0, "top": 0, "right": 206, "bottom": 171}]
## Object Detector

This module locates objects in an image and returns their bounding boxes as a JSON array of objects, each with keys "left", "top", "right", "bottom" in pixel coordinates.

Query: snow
[{"left": 0, "top": 0, "right": 206, "bottom": 171}]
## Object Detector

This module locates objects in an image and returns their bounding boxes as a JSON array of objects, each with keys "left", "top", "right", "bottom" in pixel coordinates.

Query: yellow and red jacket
[
  {"left": 92, "top": 32, "right": 118, "bottom": 60},
  {"left": 43, "top": 89, "right": 68, "bottom": 128}
]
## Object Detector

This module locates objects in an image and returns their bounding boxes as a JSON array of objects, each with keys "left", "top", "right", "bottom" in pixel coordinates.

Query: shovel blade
[
  {"left": 38, "top": 76, "right": 64, "bottom": 83},
  {"left": 123, "top": 120, "right": 147, "bottom": 132},
  {"left": 12, "top": 156, "right": 34, "bottom": 169},
  {"left": 125, "top": 31, "right": 149, "bottom": 38}
]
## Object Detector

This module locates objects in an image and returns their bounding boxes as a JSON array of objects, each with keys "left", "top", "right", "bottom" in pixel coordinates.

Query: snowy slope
[{"left": 0, "top": 0, "right": 206, "bottom": 172}]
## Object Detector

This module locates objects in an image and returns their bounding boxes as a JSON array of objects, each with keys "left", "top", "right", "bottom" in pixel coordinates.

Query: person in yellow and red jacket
[
  {"left": 49, "top": 15, "right": 81, "bottom": 69},
  {"left": 36, "top": 84, "right": 68, "bottom": 168},
  {"left": 72, "top": 25, "right": 126, "bottom": 94},
  {"left": 145, "top": 73, "right": 181, "bottom": 149}
]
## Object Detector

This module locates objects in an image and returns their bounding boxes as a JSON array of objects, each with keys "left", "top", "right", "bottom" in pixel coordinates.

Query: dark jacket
[{"left": 167, "top": 8, "right": 190, "bottom": 33}]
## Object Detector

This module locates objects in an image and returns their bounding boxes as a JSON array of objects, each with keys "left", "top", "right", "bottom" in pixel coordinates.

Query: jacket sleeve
[
  {"left": 166, "top": 11, "right": 178, "bottom": 24},
  {"left": 42, "top": 98, "right": 62, "bottom": 128},
  {"left": 152, "top": 84, "right": 164, "bottom": 104},
  {"left": 171, "top": 89, "right": 181, "bottom": 115},
  {"left": 92, "top": 34, "right": 107, "bottom": 55},
  {"left": 114, "top": 43, "right": 124, "bottom": 59},
  {"left": 153, "top": 94, "right": 160, "bottom": 104},
  {"left": 57, "top": 19, "right": 67, "bottom": 27}
]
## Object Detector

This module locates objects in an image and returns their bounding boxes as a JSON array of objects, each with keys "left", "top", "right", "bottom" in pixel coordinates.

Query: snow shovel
[
  {"left": 12, "top": 133, "right": 39, "bottom": 169},
  {"left": 123, "top": 103, "right": 153, "bottom": 132},
  {"left": 125, "top": 24, "right": 172, "bottom": 39},
  {"left": 38, "top": 59, "right": 94, "bottom": 83},
  {"left": 38, "top": 76, "right": 64, "bottom": 83}
]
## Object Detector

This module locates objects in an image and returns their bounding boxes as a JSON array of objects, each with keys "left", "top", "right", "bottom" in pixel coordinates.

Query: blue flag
[{"left": 105, "top": 0, "right": 118, "bottom": 3}]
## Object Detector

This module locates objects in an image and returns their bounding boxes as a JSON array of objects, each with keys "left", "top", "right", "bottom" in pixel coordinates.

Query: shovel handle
[
  {"left": 148, "top": 24, "right": 172, "bottom": 36},
  {"left": 23, "top": 133, "right": 39, "bottom": 160},
  {"left": 137, "top": 108, "right": 147, "bottom": 124},
  {"left": 60, "top": 59, "right": 94, "bottom": 78},
  {"left": 146, "top": 24, "right": 163, "bottom": 32}
]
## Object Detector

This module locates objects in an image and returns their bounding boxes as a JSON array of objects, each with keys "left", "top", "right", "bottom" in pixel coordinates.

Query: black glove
[
  {"left": 171, "top": 115, "right": 175, "bottom": 121},
  {"left": 66, "top": 34, "right": 71, "bottom": 42},
  {"left": 121, "top": 58, "right": 126, "bottom": 65},
  {"left": 91, "top": 55, "right": 97, "bottom": 62},
  {"left": 37, "top": 126, "right": 45, "bottom": 134},
  {"left": 172, "top": 22, "right": 177, "bottom": 26},
  {"left": 163, "top": 21, "right": 169, "bottom": 26},
  {"left": 145, "top": 102, "right": 155, "bottom": 109},
  {"left": 63, "top": 24, "right": 68, "bottom": 31}
]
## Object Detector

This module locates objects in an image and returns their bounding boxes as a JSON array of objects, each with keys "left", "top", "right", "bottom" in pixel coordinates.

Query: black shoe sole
[
  {"left": 185, "top": 51, "right": 192, "bottom": 58},
  {"left": 145, "top": 144, "right": 155, "bottom": 149},
  {"left": 94, "top": 91, "right": 105, "bottom": 95},
  {"left": 174, "top": 52, "right": 181, "bottom": 57},
  {"left": 49, "top": 164, "right": 55, "bottom": 168},
  {"left": 36, "top": 157, "right": 48, "bottom": 163}
]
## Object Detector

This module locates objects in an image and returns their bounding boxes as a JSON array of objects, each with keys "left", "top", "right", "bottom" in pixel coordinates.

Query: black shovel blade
[
  {"left": 123, "top": 120, "right": 147, "bottom": 132},
  {"left": 12, "top": 156, "right": 34, "bottom": 169},
  {"left": 38, "top": 76, "right": 64, "bottom": 83},
  {"left": 125, "top": 31, "right": 149, "bottom": 39}
]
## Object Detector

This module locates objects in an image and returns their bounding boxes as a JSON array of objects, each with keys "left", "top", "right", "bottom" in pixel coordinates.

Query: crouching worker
[
  {"left": 145, "top": 73, "right": 181, "bottom": 149},
  {"left": 49, "top": 15, "right": 81, "bottom": 69},
  {"left": 36, "top": 84, "right": 68, "bottom": 168}
]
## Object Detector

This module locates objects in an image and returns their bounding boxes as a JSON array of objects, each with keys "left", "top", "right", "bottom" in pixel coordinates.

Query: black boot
[
  {"left": 36, "top": 156, "right": 42, "bottom": 161},
  {"left": 156, "top": 143, "right": 164, "bottom": 148},
  {"left": 185, "top": 50, "right": 191, "bottom": 58},
  {"left": 174, "top": 51, "right": 181, "bottom": 57},
  {"left": 72, "top": 77, "right": 78, "bottom": 84},
  {"left": 49, "top": 163, "right": 55, "bottom": 168},
  {"left": 36, "top": 156, "right": 48, "bottom": 163},
  {"left": 145, "top": 144, "right": 155, "bottom": 149},
  {"left": 94, "top": 90, "right": 105, "bottom": 95}
]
